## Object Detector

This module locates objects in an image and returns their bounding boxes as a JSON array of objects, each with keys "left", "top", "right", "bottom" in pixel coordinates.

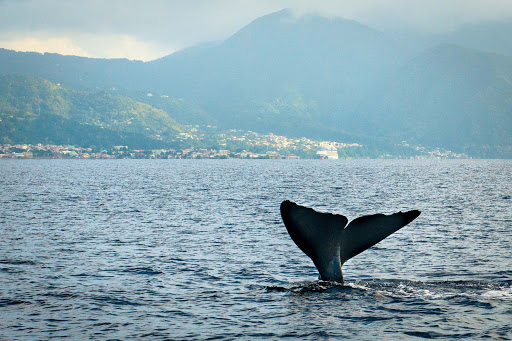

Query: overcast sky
[{"left": 1, "top": 0, "right": 512, "bottom": 61}]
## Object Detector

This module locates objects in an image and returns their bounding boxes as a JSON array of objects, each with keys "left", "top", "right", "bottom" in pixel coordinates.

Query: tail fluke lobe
[
  {"left": 340, "top": 210, "right": 421, "bottom": 264},
  {"left": 280, "top": 201, "right": 348, "bottom": 281}
]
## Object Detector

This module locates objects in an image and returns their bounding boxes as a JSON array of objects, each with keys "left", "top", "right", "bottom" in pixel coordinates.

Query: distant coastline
[{"left": 0, "top": 143, "right": 470, "bottom": 160}]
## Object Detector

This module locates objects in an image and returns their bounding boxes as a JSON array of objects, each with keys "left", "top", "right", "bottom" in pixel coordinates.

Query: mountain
[
  {"left": 0, "top": 10, "right": 409, "bottom": 139},
  {"left": 435, "top": 20, "right": 512, "bottom": 57},
  {"left": 0, "top": 10, "right": 511, "bottom": 157},
  {"left": 356, "top": 45, "right": 512, "bottom": 157},
  {"left": 0, "top": 74, "right": 182, "bottom": 148},
  {"left": 145, "top": 9, "right": 410, "bottom": 136},
  {"left": 112, "top": 89, "right": 217, "bottom": 125},
  {"left": 0, "top": 48, "right": 146, "bottom": 91}
]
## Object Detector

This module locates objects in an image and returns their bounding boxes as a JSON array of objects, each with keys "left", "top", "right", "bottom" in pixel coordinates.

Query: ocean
[{"left": 1, "top": 159, "right": 511, "bottom": 340}]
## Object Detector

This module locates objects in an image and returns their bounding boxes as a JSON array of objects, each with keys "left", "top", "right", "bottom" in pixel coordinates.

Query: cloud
[
  {"left": 342, "top": 0, "right": 512, "bottom": 33},
  {"left": 0, "top": 36, "right": 91, "bottom": 57},
  {"left": 285, "top": 0, "right": 512, "bottom": 32},
  {"left": 0, "top": 32, "right": 176, "bottom": 61},
  {"left": 0, "top": 0, "right": 275, "bottom": 46},
  {"left": 0, "top": 0, "right": 281, "bottom": 59},
  {"left": 1, "top": 0, "right": 512, "bottom": 60}
]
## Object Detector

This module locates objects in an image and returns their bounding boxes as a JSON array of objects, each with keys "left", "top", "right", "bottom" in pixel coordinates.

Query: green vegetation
[
  {"left": 357, "top": 45, "right": 512, "bottom": 158},
  {"left": 0, "top": 10, "right": 511, "bottom": 157},
  {"left": 114, "top": 89, "right": 217, "bottom": 125},
  {"left": 0, "top": 74, "right": 181, "bottom": 148}
]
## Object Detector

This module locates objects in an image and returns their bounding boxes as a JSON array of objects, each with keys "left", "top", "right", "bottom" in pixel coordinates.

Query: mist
[{"left": 1, "top": 0, "right": 512, "bottom": 60}]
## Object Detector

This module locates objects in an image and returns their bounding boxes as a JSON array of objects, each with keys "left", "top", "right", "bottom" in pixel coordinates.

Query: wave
[{"left": 264, "top": 279, "right": 512, "bottom": 301}]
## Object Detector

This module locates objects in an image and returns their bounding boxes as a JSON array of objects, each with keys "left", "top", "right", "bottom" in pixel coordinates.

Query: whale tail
[{"left": 280, "top": 200, "right": 421, "bottom": 282}]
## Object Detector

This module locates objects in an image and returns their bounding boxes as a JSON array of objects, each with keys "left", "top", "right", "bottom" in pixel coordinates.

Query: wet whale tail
[{"left": 280, "top": 200, "right": 421, "bottom": 282}]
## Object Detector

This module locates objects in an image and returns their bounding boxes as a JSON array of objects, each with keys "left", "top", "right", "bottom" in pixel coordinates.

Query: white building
[{"left": 316, "top": 143, "right": 339, "bottom": 159}]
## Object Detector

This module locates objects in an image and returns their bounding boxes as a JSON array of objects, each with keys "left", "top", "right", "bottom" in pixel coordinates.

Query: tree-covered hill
[
  {"left": 113, "top": 89, "right": 217, "bottom": 126},
  {"left": 1, "top": 10, "right": 511, "bottom": 157},
  {"left": 356, "top": 45, "right": 512, "bottom": 157},
  {"left": 0, "top": 74, "right": 182, "bottom": 148}
]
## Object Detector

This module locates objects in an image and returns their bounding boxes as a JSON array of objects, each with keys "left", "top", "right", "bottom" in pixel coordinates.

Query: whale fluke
[{"left": 280, "top": 200, "right": 421, "bottom": 282}]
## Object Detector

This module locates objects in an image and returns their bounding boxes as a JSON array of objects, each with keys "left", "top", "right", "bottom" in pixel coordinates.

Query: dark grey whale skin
[{"left": 280, "top": 200, "right": 421, "bottom": 283}]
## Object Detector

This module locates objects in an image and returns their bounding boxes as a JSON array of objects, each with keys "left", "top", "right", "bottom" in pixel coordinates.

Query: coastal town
[
  {"left": 0, "top": 126, "right": 467, "bottom": 159},
  {"left": 0, "top": 143, "right": 301, "bottom": 159}
]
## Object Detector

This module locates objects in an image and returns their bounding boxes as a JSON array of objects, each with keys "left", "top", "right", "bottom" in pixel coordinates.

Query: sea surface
[{"left": 0, "top": 159, "right": 511, "bottom": 340}]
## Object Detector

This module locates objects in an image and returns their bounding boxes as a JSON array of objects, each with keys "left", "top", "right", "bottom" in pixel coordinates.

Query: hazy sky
[{"left": 1, "top": 0, "right": 511, "bottom": 61}]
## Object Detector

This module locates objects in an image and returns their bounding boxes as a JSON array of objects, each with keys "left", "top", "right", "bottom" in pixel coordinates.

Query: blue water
[{"left": 0, "top": 159, "right": 511, "bottom": 340}]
